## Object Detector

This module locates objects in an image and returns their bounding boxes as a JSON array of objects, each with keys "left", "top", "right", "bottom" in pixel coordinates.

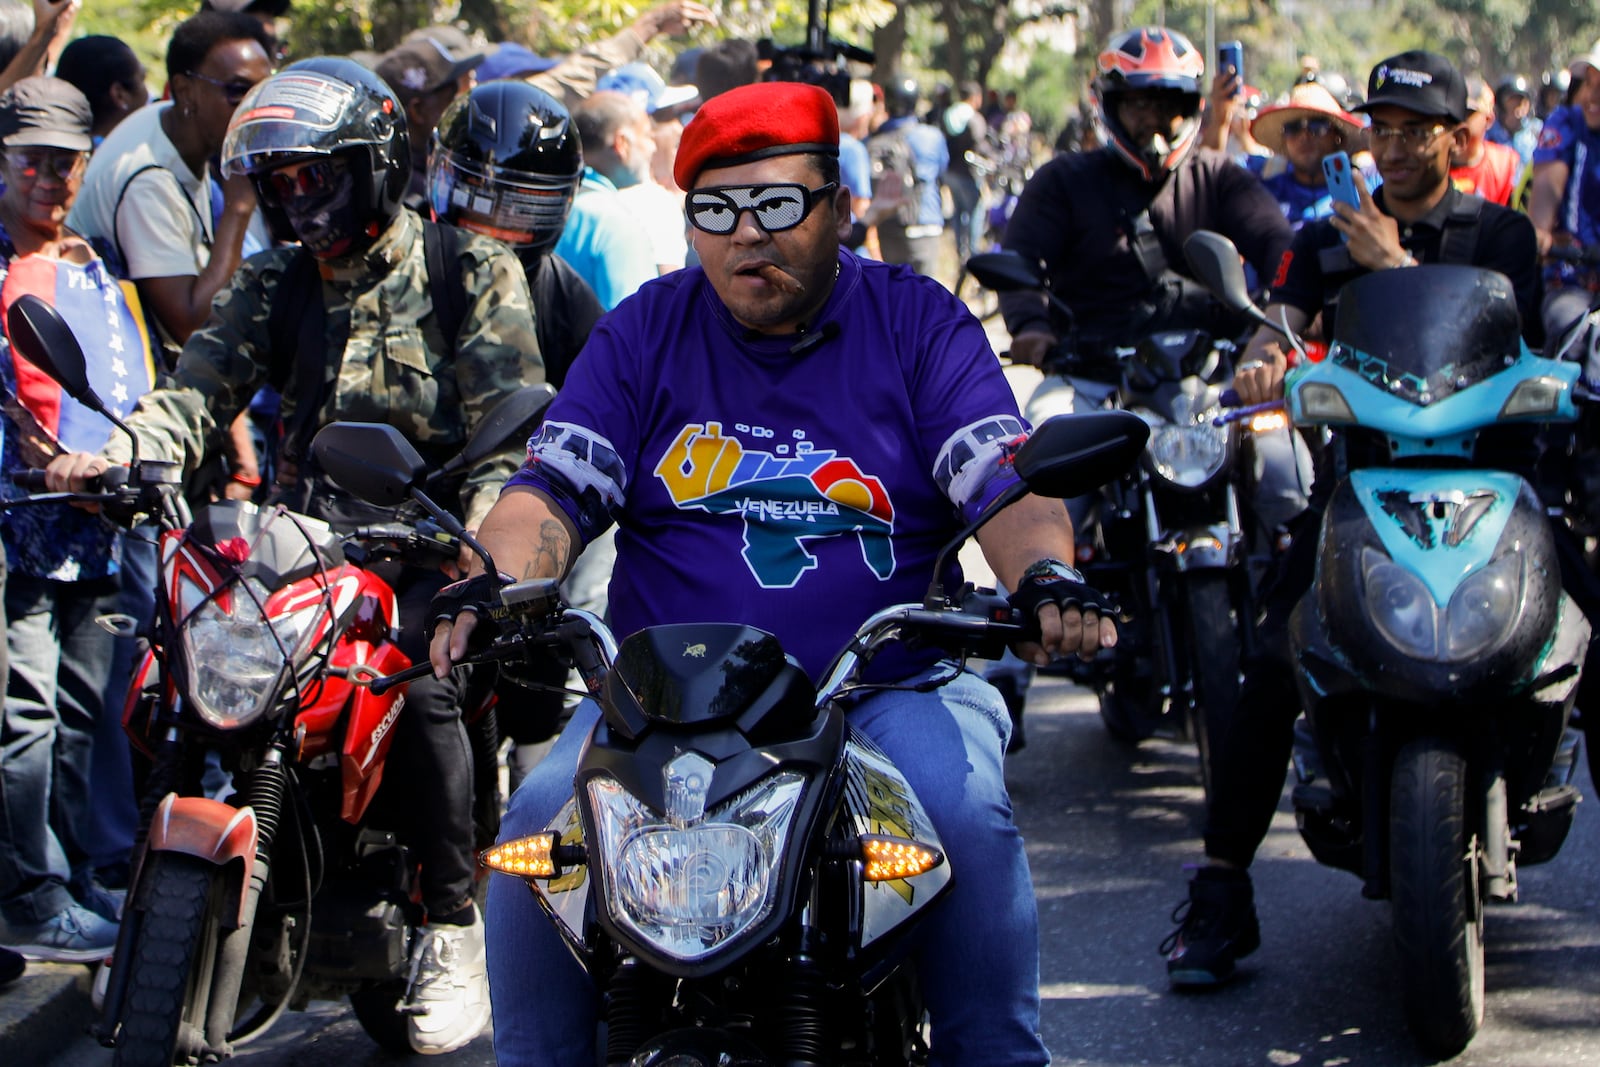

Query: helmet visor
[
  {"left": 427, "top": 147, "right": 576, "bottom": 249},
  {"left": 222, "top": 72, "right": 390, "bottom": 177}
]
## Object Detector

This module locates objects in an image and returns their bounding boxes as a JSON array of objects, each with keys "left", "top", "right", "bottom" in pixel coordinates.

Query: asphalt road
[{"left": 43, "top": 674, "right": 1600, "bottom": 1067}]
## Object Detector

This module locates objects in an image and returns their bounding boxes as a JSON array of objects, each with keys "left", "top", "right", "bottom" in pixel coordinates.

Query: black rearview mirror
[
  {"left": 1014, "top": 411, "right": 1149, "bottom": 500},
  {"left": 1182, "top": 231, "right": 1263, "bottom": 319},
  {"left": 964, "top": 252, "right": 1045, "bottom": 293},
  {"left": 310, "top": 423, "right": 429, "bottom": 507},
  {"left": 7, "top": 294, "right": 100, "bottom": 409}
]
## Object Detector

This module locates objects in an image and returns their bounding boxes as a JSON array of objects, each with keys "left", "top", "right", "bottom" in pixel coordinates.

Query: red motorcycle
[{"left": 2, "top": 295, "right": 551, "bottom": 1065}]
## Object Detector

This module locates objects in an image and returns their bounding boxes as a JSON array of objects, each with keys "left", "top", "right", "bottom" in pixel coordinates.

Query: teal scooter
[{"left": 1187, "top": 234, "right": 1589, "bottom": 1059}]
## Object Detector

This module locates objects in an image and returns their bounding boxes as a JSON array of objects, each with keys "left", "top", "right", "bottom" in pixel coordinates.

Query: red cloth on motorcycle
[{"left": 674, "top": 81, "right": 839, "bottom": 190}]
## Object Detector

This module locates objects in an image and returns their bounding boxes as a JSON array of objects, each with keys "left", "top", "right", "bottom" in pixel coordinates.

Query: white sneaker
[{"left": 404, "top": 906, "right": 490, "bottom": 1054}]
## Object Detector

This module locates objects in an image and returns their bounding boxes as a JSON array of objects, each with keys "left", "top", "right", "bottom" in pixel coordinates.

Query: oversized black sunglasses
[{"left": 684, "top": 182, "right": 838, "bottom": 235}]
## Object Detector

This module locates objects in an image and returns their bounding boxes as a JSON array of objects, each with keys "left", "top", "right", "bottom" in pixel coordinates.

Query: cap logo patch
[
  {"left": 1377, "top": 65, "right": 1433, "bottom": 89},
  {"left": 401, "top": 67, "right": 428, "bottom": 91}
]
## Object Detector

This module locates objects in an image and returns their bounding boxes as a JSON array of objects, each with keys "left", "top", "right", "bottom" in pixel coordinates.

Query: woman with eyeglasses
[
  {"left": 65, "top": 10, "right": 271, "bottom": 367},
  {"left": 0, "top": 76, "right": 157, "bottom": 965},
  {"left": 1247, "top": 81, "right": 1377, "bottom": 231}
]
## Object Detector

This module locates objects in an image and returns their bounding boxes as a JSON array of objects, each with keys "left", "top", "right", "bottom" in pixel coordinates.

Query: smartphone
[
  {"left": 1218, "top": 41, "right": 1244, "bottom": 96},
  {"left": 1322, "top": 151, "right": 1362, "bottom": 239}
]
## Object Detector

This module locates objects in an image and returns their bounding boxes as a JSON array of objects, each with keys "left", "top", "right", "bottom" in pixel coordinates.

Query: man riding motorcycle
[
  {"left": 430, "top": 80, "right": 1118, "bottom": 1066},
  {"left": 1161, "top": 50, "right": 1579, "bottom": 990},
  {"left": 45, "top": 58, "right": 544, "bottom": 1055},
  {"left": 1000, "top": 26, "right": 1292, "bottom": 431}
]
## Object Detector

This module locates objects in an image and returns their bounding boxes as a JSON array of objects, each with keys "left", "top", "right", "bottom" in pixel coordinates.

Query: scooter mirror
[
  {"left": 1014, "top": 411, "right": 1149, "bottom": 500},
  {"left": 964, "top": 251, "right": 1045, "bottom": 293},
  {"left": 310, "top": 422, "right": 429, "bottom": 507},
  {"left": 1182, "top": 231, "right": 1262, "bottom": 318},
  {"left": 6, "top": 294, "right": 101, "bottom": 410}
]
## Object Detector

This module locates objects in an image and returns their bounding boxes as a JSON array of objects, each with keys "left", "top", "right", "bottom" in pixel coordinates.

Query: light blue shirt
[
  {"left": 553, "top": 169, "right": 658, "bottom": 310},
  {"left": 839, "top": 132, "right": 872, "bottom": 211}
]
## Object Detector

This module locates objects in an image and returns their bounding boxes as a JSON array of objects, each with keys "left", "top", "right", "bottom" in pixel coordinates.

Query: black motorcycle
[
  {"left": 966, "top": 252, "right": 1291, "bottom": 797},
  {"left": 310, "top": 410, "right": 1148, "bottom": 1065}
]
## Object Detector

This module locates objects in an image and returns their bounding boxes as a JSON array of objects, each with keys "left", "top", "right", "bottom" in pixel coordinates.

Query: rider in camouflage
[{"left": 46, "top": 58, "right": 542, "bottom": 1056}]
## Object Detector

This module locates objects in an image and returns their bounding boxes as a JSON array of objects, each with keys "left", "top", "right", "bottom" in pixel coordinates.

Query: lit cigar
[{"left": 757, "top": 263, "right": 805, "bottom": 294}]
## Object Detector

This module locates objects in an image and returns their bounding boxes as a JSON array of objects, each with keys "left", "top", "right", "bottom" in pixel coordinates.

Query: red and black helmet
[{"left": 1093, "top": 27, "right": 1206, "bottom": 181}]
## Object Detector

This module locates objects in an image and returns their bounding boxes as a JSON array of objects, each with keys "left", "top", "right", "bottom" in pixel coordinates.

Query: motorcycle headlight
[
  {"left": 1444, "top": 552, "right": 1523, "bottom": 659},
  {"left": 182, "top": 577, "right": 322, "bottom": 729},
  {"left": 1362, "top": 547, "right": 1438, "bottom": 660},
  {"left": 587, "top": 770, "right": 805, "bottom": 963},
  {"left": 1147, "top": 419, "right": 1229, "bottom": 487}
]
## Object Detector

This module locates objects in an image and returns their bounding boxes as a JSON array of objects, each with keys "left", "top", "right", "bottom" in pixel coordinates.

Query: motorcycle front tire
[
  {"left": 350, "top": 981, "right": 413, "bottom": 1055},
  {"left": 1389, "top": 736, "right": 1485, "bottom": 1059},
  {"left": 1181, "top": 572, "right": 1242, "bottom": 802},
  {"left": 112, "top": 854, "right": 226, "bottom": 1067}
]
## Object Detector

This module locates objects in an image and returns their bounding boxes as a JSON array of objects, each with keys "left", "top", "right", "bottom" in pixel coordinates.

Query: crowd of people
[{"left": 0, "top": 0, "right": 1597, "bottom": 1060}]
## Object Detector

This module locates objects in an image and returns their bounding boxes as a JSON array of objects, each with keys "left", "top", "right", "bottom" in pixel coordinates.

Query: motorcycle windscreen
[
  {"left": 602, "top": 624, "right": 818, "bottom": 741},
  {"left": 1327, "top": 264, "right": 1522, "bottom": 406}
]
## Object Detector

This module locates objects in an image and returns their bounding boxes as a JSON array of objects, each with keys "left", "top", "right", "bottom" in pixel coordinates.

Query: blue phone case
[
  {"left": 1322, "top": 151, "right": 1361, "bottom": 210},
  {"left": 1322, "top": 151, "right": 1360, "bottom": 241},
  {"left": 1219, "top": 42, "right": 1243, "bottom": 95}
]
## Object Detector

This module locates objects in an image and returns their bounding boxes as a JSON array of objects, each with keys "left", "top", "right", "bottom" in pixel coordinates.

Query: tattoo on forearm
[{"left": 523, "top": 518, "right": 570, "bottom": 579}]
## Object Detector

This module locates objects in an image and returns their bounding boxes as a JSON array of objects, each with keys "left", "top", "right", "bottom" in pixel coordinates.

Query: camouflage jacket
[{"left": 104, "top": 209, "right": 543, "bottom": 527}]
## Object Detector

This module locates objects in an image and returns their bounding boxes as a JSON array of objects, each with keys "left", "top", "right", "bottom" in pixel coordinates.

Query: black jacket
[{"left": 999, "top": 146, "right": 1292, "bottom": 344}]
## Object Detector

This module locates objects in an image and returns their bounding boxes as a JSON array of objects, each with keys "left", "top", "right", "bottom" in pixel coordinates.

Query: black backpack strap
[
  {"left": 1438, "top": 192, "right": 1485, "bottom": 266},
  {"left": 269, "top": 249, "right": 330, "bottom": 466},
  {"left": 1103, "top": 155, "right": 1170, "bottom": 285},
  {"left": 422, "top": 219, "right": 468, "bottom": 351}
]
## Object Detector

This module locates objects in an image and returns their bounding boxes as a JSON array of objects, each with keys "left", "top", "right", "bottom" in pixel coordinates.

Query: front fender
[{"left": 141, "top": 794, "right": 258, "bottom": 927}]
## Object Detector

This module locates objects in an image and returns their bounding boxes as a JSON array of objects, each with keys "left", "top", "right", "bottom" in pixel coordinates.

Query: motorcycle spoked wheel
[
  {"left": 1180, "top": 573, "right": 1241, "bottom": 802},
  {"left": 111, "top": 854, "right": 226, "bottom": 1067},
  {"left": 1389, "top": 736, "right": 1485, "bottom": 1059}
]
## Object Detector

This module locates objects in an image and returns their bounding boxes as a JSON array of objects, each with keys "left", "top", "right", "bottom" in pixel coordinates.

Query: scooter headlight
[
  {"left": 1444, "top": 552, "right": 1523, "bottom": 659},
  {"left": 587, "top": 770, "right": 805, "bottom": 963},
  {"left": 1362, "top": 548, "right": 1438, "bottom": 660}
]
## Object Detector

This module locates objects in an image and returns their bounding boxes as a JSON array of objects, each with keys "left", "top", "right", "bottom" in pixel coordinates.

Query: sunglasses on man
[
  {"left": 684, "top": 182, "right": 838, "bottom": 235},
  {"left": 188, "top": 70, "right": 257, "bottom": 107},
  {"left": 1281, "top": 118, "right": 1335, "bottom": 138},
  {"left": 262, "top": 157, "right": 347, "bottom": 202}
]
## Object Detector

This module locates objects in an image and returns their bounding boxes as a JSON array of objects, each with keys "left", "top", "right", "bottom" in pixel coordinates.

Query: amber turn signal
[
  {"left": 860, "top": 833, "right": 944, "bottom": 882},
  {"left": 482, "top": 833, "right": 557, "bottom": 878}
]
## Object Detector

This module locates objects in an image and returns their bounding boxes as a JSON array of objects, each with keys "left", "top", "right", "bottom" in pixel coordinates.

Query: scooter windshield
[{"left": 1326, "top": 264, "right": 1523, "bottom": 406}]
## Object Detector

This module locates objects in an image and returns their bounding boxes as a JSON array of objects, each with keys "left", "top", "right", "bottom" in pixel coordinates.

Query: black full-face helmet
[
  {"left": 221, "top": 57, "right": 411, "bottom": 252},
  {"left": 427, "top": 81, "right": 582, "bottom": 257}
]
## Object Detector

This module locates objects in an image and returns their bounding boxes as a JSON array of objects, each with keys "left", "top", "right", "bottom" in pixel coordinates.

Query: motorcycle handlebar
[
  {"left": 8, "top": 465, "right": 130, "bottom": 494},
  {"left": 1545, "top": 245, "right": 1600, "bottom": 266}
]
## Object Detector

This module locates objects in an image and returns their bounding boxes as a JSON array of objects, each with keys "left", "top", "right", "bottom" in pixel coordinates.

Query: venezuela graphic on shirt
[{"left": 655, "top": 421, "right": 896, "bottom": 589}]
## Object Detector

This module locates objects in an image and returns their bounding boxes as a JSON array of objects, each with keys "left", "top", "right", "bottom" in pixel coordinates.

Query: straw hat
[{"left": 1251, "top": 82, "right": 1363, "bottom": 155}]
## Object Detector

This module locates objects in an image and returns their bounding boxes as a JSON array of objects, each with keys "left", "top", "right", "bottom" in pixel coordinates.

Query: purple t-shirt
[
  {"left": 506, "top": 250, "right": 1026, "bottom": 679},
  {"left": 1533, "top": 104, "right": 1600, "bottom": 292}
]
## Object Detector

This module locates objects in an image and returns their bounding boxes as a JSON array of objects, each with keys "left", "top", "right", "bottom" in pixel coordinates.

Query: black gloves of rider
[
  {"left": 1008, "top": 558, "right": 1116, "bottom": 624},
  {"left": 429, "top": 573, "right": 514, "bottom": 645}
]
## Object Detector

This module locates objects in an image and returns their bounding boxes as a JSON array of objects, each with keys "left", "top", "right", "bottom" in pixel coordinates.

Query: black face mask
[{"left": 279, "top": 165, "right": 361, "bottom": 258}]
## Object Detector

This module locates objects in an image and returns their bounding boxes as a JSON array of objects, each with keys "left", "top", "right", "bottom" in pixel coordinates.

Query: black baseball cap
[
  {"left": 0, "top": 76, "right": 92, "bottom": 151},
  {"left": 1356, "top": 51, "right": 1468, "bottom": 124}
]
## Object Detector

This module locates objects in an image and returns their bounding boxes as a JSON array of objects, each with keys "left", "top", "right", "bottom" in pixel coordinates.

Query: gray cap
[{"left": 0, "top": 77, "right": 92, "bottom": 151}]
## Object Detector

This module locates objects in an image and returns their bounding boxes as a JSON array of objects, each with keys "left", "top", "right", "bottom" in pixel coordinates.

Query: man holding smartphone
[{"left": 1163, "top": 51, "right": 1543, "bottom": 989}]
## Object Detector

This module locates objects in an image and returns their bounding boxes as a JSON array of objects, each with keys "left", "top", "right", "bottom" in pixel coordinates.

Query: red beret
[{"left": 674, "top": 81, "right": 840, "bottom": 190}]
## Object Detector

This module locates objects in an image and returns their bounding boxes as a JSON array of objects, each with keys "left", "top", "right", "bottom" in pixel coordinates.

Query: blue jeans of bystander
[{"left": 0, "top": 572, "right": 120, "bottom": 925}]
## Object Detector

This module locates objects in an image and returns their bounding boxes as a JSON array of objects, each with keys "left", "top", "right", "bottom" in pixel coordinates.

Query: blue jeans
[
  {"left": 83, "top": 526, "right": 159, "bottom": 876},
  {"left": 487, "top": 666, "right": 1050, "bottom": 1066},
  {"left": 0, "top": 572, "right": 120, "bottom": 924}
]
